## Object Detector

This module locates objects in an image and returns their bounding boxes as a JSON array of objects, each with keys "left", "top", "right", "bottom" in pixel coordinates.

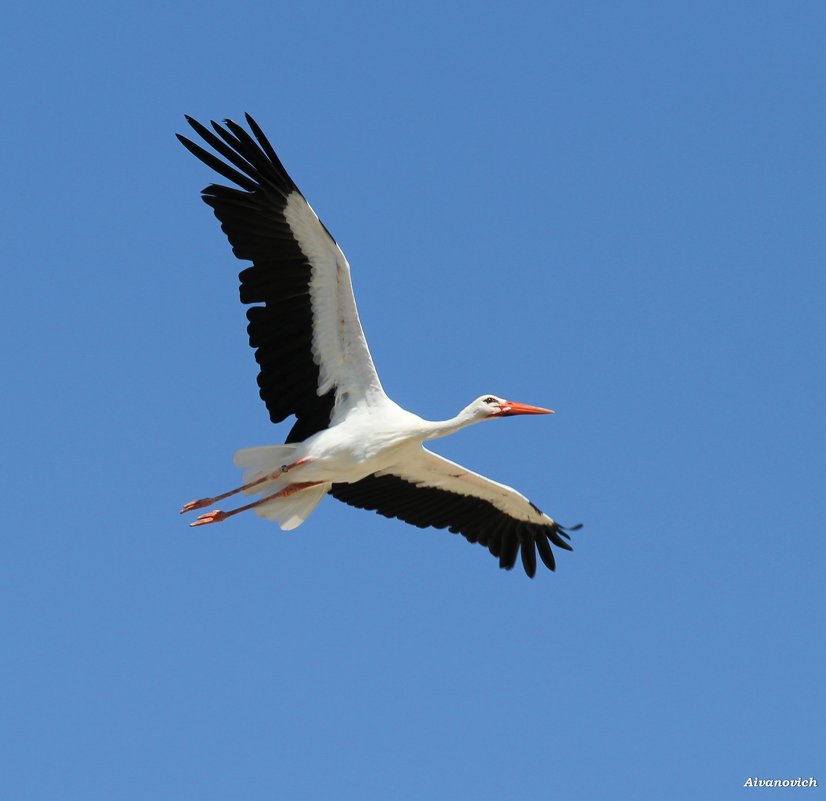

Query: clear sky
[{"left": 1, "top": 1, "right": 823, "bottom": 799}]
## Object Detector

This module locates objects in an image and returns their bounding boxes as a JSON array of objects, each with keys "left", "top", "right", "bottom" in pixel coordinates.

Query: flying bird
[{"left": 177, "top": 114, "right": 580, "bottom": 577}]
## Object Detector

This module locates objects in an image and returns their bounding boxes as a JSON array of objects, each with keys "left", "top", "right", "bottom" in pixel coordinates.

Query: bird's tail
[
  {"left": 253, "top": 483, "right": 330, "bottom": 531},
  {"left": 233, "top": 445, "right": 298, "bottom": 494},
  {"left": 233, "top": 444, "right": 328, "bottom": 531}
]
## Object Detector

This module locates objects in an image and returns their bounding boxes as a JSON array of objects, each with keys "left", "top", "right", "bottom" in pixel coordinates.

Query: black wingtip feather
[
  {"left": 499, "top": 531, "right": 519, "bottom": 570},
  {"left": 548, "top": 528, "right": 575, "bottom": 551},
  {"left": 245, "top": 113, "right": 277, "bottom": 158},
  {"left": 536, "top": 535, "right": 557, "bottom": 571},
  {"left": 520, "top": 540, "right": 537, "bottom": 578},
  {"left": 244, "top": 113, "right": 298, "bottom": 191},
  {"left": 176, "top": 132, "right": 258, "bottom": 192}
]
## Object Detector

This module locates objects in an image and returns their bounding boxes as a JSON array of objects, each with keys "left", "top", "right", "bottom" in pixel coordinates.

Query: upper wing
[
  {"left": 177, "top": 114, "right": 385, "bottom": 442},
  {"left": 329, "top": 449, "right": 580, "bottom": 577}
]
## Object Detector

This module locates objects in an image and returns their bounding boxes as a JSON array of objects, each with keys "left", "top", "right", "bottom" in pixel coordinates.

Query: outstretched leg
[
  {"left": 189, "top": 481, "right": 323, "bottom": 527},
  {"left": 180, "top": 458, "right": 308, "bottom": 514}
]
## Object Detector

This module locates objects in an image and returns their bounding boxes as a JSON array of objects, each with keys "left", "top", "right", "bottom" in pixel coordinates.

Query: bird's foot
[
  {"left": 180, "top": 497, "right": 214, "bottom": 514},
  {"left": 190, "top": 509, "right": 228, "bottom": 527}
]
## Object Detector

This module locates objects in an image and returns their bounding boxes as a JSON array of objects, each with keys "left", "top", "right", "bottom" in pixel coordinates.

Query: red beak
[{"left": 499, "top": 400, "right": 555, "bottom": 416}]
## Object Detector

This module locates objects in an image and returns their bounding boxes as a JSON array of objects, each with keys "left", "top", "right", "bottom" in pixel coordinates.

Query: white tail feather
[
  {"left": 233, "top": 445, "right": 328, "bottom": 529},
  {"left": 233, "top": 445, "right": 298, "bottom": 495},
  {"left": 254, "top": 483, "right": 330, "bottom": 531}
]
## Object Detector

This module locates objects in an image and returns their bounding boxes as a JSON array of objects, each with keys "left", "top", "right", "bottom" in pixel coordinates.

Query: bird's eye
[{"left": 483, "top": 396, "right": 496, "bottom": 404}]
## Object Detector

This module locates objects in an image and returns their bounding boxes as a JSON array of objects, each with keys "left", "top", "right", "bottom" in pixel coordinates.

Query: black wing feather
[
  {"left": 178, "top": 115, "right": 335, "bottom": 441},
  {"left": 329, "top": 473, "right": 577, "bottom": 577}
]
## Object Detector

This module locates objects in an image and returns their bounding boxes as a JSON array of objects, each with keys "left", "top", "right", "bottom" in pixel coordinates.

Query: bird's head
[{"left": 468, "top": 394, "right": 555, "bottom": 420}]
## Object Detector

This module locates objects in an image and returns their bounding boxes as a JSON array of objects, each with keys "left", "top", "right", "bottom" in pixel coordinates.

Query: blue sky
[{"left": 1, "top": 1, "right": 823, "bottom": 799}]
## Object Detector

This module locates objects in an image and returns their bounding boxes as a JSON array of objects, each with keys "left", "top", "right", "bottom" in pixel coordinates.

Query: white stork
[{"left": 177, "top": 114, "right": 580, "bottom": 577}]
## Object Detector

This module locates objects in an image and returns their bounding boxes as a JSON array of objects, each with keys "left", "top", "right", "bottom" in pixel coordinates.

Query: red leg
[
  {"left": 180, "top": 458, "right": 309, "bottom": 514},
  {"left": 190, "top": 481, "right": 322, "bottom": 527}
]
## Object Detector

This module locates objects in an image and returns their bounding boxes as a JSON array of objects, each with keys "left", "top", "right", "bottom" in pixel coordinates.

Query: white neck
[{"left": 420, "top": 405, "right": 483, "bottom": 441}]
